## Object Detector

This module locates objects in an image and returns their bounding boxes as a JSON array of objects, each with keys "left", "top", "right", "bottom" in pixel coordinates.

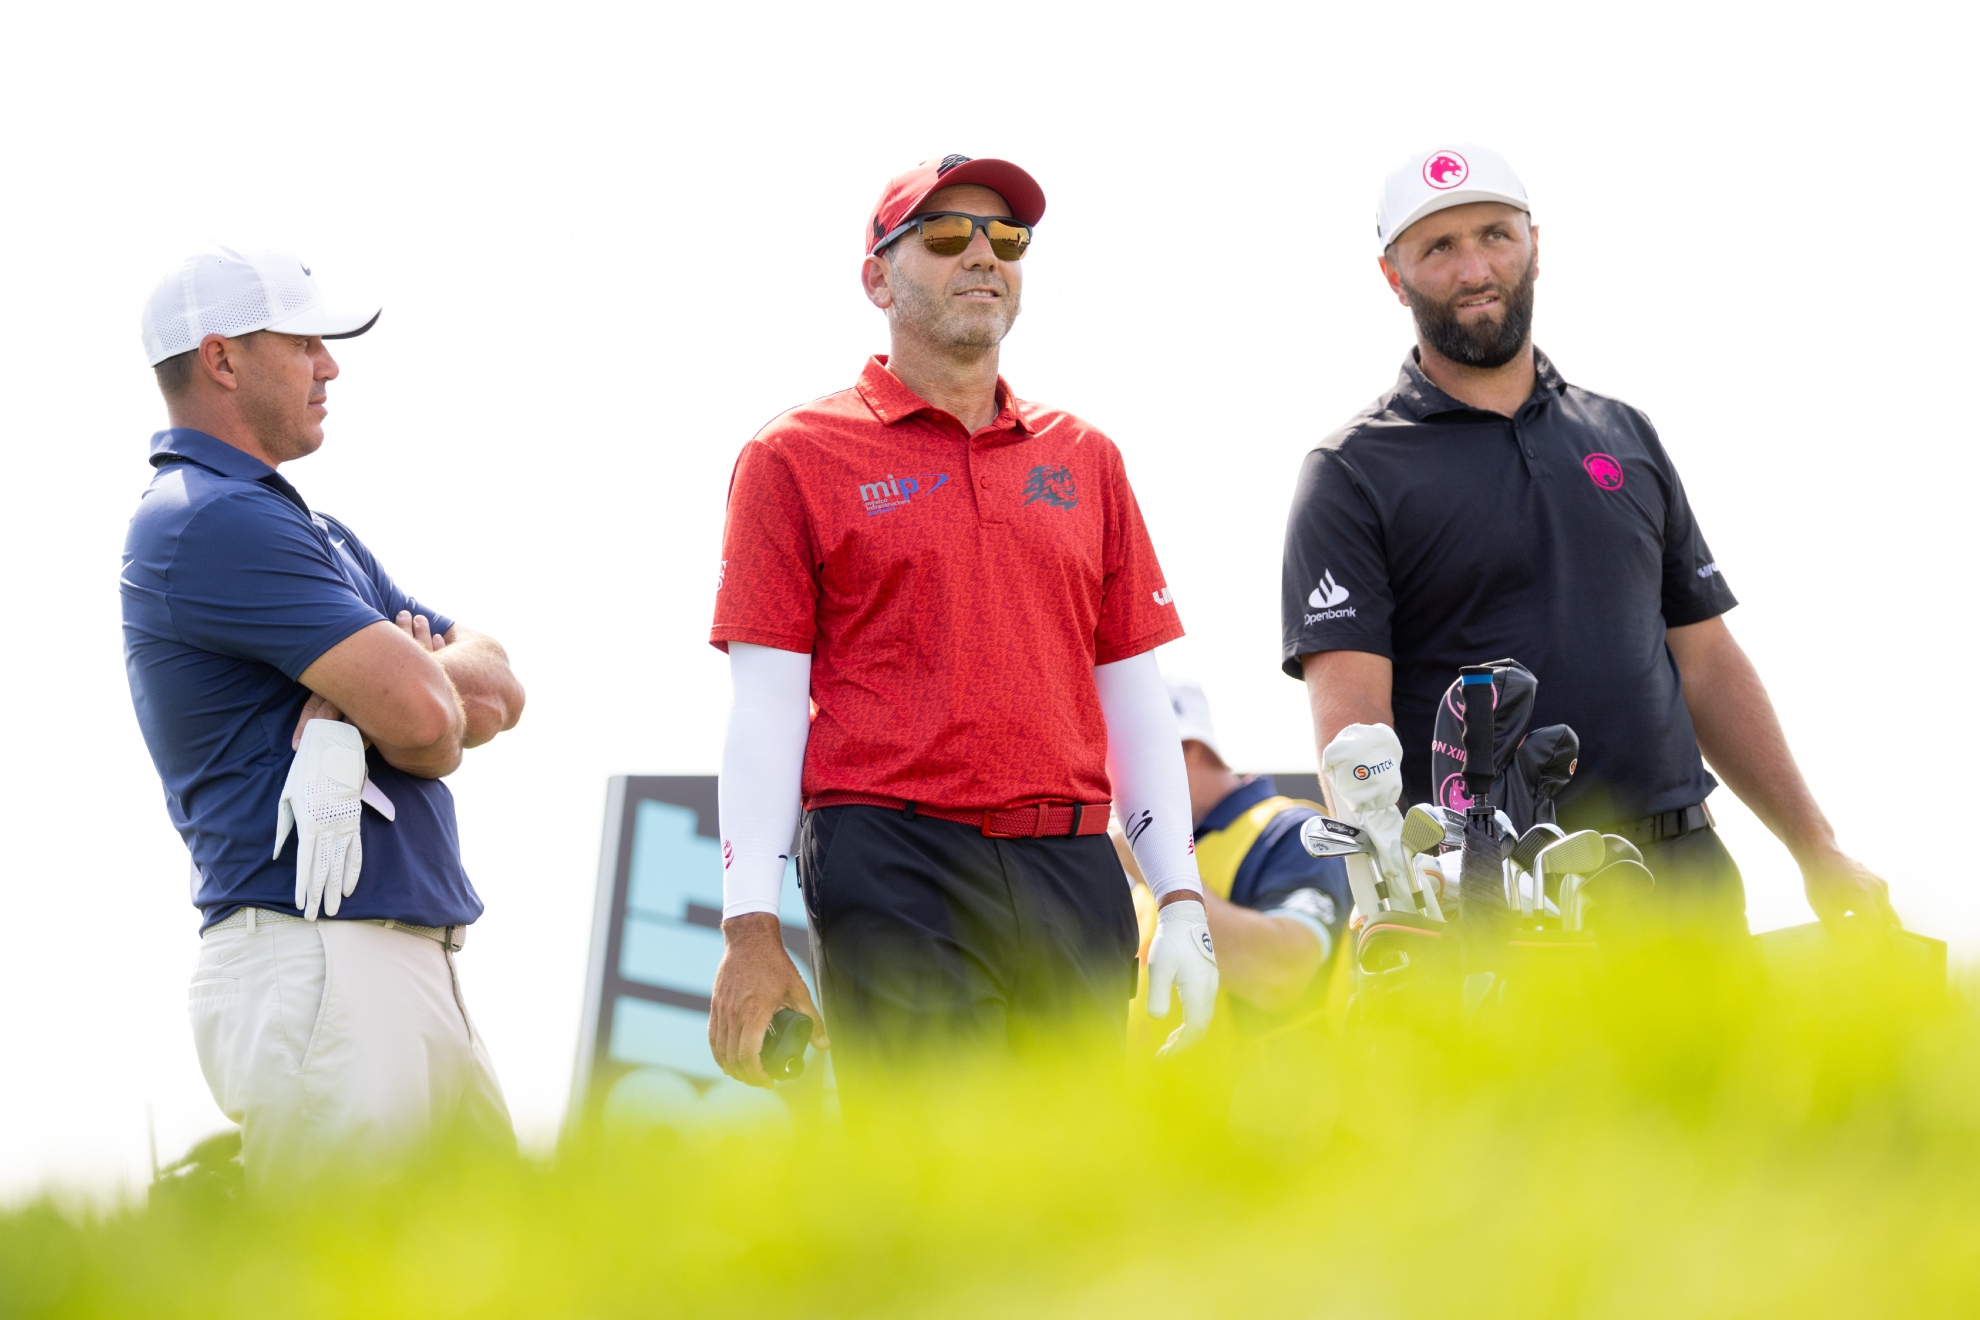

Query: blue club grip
[{"left": 1460, "top": 666, "right": 1497, "bottom": 807}]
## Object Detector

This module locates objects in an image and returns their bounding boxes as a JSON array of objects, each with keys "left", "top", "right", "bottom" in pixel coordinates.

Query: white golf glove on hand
[
  {"left": 275, "top": 718, "right": 367, "bottom": 920},
  {"left": 1146, "top": 899, "right": 1219, "bottom": 1057}
]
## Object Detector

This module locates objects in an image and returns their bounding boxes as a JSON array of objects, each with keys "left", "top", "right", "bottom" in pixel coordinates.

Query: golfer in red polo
[{"left": 708, "top": 155, "right": 1217, "bottom": 1089}]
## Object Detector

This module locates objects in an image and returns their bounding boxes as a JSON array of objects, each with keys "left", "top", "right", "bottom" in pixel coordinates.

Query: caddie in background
[
  {"left": 708, "top": 155, "right": 1218, "bottom": 1095},
  {"left": 122, "top": 247, "right": 526, "bottom": 1182},
  {"left": 1281, "top": 145, "right": 1896, "bottom": 934},
  {"left": 1114, "top": 681, "right": 1353, "bottom": 1045}
]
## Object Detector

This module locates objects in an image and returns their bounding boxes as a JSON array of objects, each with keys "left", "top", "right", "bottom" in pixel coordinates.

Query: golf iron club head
[
  {"left": 1536, "top": 830, "right": 1608, "bottom": 893},
  {"left": 1507, "top": 822, "right": 1567, "bottom": 915},
  {"left": 1509, "top": 822, "right": 1567, "bottom": 878},
  {"left": 1299, "top": 814, "right": 1370, "bottom": 860},
  {"left": 1577, "top": 858, "right": 1656, "bottom": 929},
  {"left": 1402, "top": 803, "right": 1464, "bottom": 856},
  {"left": 1601, "top": 834, "right": 1644, "bottom": 868}
]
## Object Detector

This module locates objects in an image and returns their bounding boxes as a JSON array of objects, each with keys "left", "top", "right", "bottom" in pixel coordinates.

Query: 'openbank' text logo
[{"left": 1304, "top": 569, "right": 1356, "bottom": 626}]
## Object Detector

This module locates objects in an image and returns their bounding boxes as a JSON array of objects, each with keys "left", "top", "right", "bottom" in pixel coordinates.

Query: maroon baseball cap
[{"left": 865, "top": 155, "right": 1047, "bottom": 254}]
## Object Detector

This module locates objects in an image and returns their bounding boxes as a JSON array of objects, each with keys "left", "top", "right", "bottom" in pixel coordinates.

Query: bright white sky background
[{"left": 2, "top": 2, "right": 1973, "bottom": 1197}]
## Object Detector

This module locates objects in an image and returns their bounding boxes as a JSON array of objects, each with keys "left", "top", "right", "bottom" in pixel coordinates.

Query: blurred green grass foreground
[{"left": 4, "top": 930, "right": 1976, "bottom": 1318}]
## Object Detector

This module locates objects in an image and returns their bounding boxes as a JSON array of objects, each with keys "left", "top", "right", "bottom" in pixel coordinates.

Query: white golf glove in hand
[
  {"left": 1146, "top": 899, "right": 1218, "bottom": 1057},
  {"left": 274, "top": 718, "right": 367, "bottom": 920}
]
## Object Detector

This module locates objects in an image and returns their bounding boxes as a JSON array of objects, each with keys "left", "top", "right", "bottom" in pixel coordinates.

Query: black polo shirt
[{"left": 1280, "top": 349, "right": 1738, "bottom": 829}]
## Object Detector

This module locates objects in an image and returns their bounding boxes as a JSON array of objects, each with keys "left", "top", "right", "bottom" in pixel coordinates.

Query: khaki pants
[{"left": 189, "top": 911, "right": 513, "bottom": 1185}]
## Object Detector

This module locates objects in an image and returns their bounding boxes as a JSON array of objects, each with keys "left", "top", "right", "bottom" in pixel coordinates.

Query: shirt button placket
[
  {"left": 1513, "top": 420, "right": 1538, "bottom": 474},
  {"left": 967, "top": 435, "right": 1003, "bottom": 524}
]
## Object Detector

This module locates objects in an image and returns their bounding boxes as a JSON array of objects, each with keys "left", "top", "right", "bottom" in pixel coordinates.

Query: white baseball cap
[
  {"left": 140, "top": 245, "right": 380, "bottom": 366},
  {"left": 1167, "top": 679, "right": 1218, "bottom": 756},
  {"left": 1375, "top": 144, "right": 1531, "bottom": 253}
]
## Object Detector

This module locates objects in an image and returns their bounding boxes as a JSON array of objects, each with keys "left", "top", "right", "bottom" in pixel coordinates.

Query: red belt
[{"left": 804, "top": 792, "right": 1113, "bottom": 839}]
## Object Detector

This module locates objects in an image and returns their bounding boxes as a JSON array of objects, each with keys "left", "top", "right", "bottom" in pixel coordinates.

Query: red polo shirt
[{"left": 711, "top": 356, "right": 1184, "bottom": 811}]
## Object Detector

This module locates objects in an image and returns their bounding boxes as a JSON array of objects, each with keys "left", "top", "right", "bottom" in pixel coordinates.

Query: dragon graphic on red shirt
[{"left": 1023, "top": 465, "right": 1078, "bottom": 510}]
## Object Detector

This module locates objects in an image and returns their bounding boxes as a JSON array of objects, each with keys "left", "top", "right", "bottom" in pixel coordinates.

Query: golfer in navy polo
[
  {"left": 122, "top": 247, "right": 526, "bottom": 1181},
  {"left": 1282, "top": 146, "right": 1895, "bottom": 934}
]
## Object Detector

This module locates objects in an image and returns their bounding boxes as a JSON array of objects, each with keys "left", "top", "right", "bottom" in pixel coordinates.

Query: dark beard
[{"left": 1401, "top": 254, "right": 1536, "bottom": 369}]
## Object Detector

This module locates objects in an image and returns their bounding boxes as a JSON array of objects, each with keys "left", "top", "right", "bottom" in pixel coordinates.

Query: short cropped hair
[{"left": 153, "top": 349, "right": 197, "bottom": 398}]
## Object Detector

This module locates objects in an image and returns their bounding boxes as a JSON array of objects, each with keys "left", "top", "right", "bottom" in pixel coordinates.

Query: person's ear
[
  {"left": 197, "top": 333, "right": 244, "bottom": 392},
  {"left": 1378, "top": 254, "right": 1408, "bottom": 306},
  {"left": 861, "top": 253, "right": 897, "bottom": 311},
  {"left": 1528, "top": 222, "right": 1541, "bottom": 282}
]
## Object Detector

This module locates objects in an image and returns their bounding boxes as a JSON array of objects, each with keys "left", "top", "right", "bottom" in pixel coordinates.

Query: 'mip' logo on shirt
[{"left": 857, "top": 473, "right": 949, "bottom": 517}]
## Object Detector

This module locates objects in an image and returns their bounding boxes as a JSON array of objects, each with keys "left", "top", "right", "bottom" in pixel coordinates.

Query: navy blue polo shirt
[
  {"left": 121, "top": 429, "right": 483, "bottom": 932},
  {"left": 1197, "top": 776, "right": 1351, "bottom": 952},
  {"left": 1280, "top": 350, "right": 1739, "bottom": 829}
]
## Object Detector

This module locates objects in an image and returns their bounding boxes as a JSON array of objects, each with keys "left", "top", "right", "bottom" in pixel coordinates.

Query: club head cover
[
  {"left": 1323, "top": 724, "right": 1415, "bottom": 911},
  {"left": 1321, "top": 723, "right": 1405, "bottom": 821},
  {"left": 1505, "top": 724, "right": 1580, "bottom": 834},
  {"left": 1429, "top": 659, "right": 1538, "bottom": 816}
]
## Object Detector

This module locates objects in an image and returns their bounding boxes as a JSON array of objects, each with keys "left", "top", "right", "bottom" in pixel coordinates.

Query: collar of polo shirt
[{"left": 854, "top": 356, "right": 1033, "bottom": 436}]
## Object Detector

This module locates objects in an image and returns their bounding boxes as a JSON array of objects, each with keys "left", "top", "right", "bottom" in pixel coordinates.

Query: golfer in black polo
[{"left": 1281, "top": 143, "right": 1895, "bottom": 932}]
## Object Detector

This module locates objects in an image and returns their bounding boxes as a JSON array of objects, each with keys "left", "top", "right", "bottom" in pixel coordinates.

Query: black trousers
[
  {"left": 797, "top": 806, "right": 1138, "bottom": 1084},
  {"left": 1638, "top": 825, "right": 1749, "bottom": 938}
]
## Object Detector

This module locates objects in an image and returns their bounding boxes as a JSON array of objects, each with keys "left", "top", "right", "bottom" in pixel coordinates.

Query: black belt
[{"left": 1617, "top": 801, "right": 1715, "bottom": 848}]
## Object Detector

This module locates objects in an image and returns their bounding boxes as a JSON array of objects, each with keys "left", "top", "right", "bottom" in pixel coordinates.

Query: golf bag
[{"left": 1326, "top": 659, "right": 1656, "bottom": 1021}]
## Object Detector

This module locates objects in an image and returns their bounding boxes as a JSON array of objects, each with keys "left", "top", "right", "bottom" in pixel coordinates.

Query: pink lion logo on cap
[
  {"left": 1583, "top": 453, "right": 1626, "bottom": 491},
  {"left": 1423, "top": 151, "right": 1469, "bottom": 190}
]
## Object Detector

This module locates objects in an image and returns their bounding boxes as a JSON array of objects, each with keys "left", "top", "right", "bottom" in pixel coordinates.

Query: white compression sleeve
[
  {"left": 1095, "top": 653, "right": 1203, "bottom": 901},
  {"left": 718, "top": 642, "right": 812, "bottom": 921}
]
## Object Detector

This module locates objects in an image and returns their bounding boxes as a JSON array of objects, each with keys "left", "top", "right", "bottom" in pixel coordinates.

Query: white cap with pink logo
[{"left": 1375, "top": 144, "right": 1531, "bottom": 253}]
